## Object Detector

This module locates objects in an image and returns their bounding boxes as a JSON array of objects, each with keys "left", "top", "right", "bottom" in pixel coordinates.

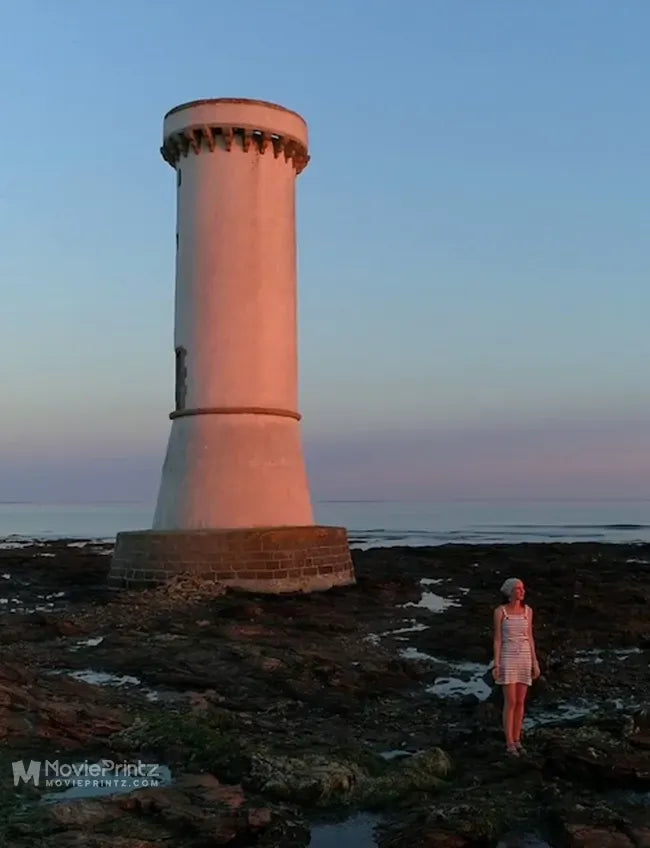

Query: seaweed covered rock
[
  {"left": 12, "top": 773, "right": 290, "bottom": 848},
  {"left": 249, "top": 751, "right": 366, "bottom": 804},
  {"left": 362, "top": 748, "right": 452, "bottom": 806}
]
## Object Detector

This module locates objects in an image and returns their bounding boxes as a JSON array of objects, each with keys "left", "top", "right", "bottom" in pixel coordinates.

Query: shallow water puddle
[
  {"left": 69, "top": 636, "right": 104, "bottom": 650},
  {"left": 367, "top": 579, "right": 463, "bottom": 643},
  {"left": 605, "top": 788, "right": 650, "bottom": 807},
  {"left": 524, "top": 699, "right": 599, "bottom": 729},
  {"left": 399, "top": 647, "right": 492, "bottom": 701},
  {"left": 400, "top": 646, "right": 437, "bottom": 662},
  {"left": 426, "top": 657, "right": 491, "bottom": 701},
  {"left": 5, "top": 601, "right": 56, "bottom": 614},
  {"left": 401, "top": 577, "right": 462, "bottom": 613},
  {"left": 524, "top": 700, "right": 596, "bottom": 729},
  {"left": 428, "top": 673, "right": 491, "bottom": 701},
  {"left": 403, "top": 591, "right": 460, "bottom": 613},
  {"left": 574, "top": 647, "right": 642, "bottom": 664},
  {"left": 309, "top": 813, "right": 381, "bottom": 847},
  {"left": 368, "top": 620, "right": 429, "bottom": 643},
  {"left": 47, "top": 667, "right": 184, "bottom": 705},
  {"left": 5, "top": 591, "right": 67, "bottom": 615},
  {"left": 40, "top": 763, "right": 173, "bottom": 803},
  {"left": 526, "top": 695, "right": 642, "bottom": 729},
  {"left": 365, "top": 620, "right": 428, "bottom": 644},
  {"left": 378, "top": 749, "right": 414, "bottom": 761},
  {"left": 388, "top": 621, "right": 429, "bottom": 635},
  {"left": 68, "top": 669, "right": 142, "bottom": 687}
]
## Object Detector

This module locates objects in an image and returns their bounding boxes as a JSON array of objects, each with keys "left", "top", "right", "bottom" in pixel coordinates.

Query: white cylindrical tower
[
  {"left": 109, "top": 97, "right": 354, "bottom": 595},
  {"left": 153, "top": 98, "right": 314, "bottom": 530}
]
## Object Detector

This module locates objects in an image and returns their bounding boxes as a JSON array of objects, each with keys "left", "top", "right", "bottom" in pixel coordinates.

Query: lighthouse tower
[{"left": 108, "top": 98, "right": 355, "bottom": 593}]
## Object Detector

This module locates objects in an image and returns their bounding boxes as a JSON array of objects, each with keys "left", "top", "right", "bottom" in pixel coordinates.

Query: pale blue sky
[{"left": 2, "top": 0, "right": 650, "bottom": 502}]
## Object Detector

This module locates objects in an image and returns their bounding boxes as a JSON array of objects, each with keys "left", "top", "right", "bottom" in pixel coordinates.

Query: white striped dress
[{"left": 498, "top": 604, "right": 533, "bottom": 685}]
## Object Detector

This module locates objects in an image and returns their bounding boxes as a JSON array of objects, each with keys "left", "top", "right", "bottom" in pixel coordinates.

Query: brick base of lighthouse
[{"left": 107, "top": 525, "right": 355, "bottom": 593}]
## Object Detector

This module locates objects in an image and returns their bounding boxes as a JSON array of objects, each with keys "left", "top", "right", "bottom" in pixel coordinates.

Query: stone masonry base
[{"left": 107, "top": 525, "right": 355, "bottom": 593}]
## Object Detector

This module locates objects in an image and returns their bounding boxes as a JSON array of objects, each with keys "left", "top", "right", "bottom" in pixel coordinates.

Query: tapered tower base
[{"left": 108, "top": 525, "right": 355, "bottom": 593}]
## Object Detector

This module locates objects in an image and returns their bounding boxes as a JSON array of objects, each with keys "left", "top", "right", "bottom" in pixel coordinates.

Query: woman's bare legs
[
  {"left": 513, "top": 682, "right": 528, "bottom": 748},
  {"left": 502, "top": 684, "right": 517, "bottom": 750}
]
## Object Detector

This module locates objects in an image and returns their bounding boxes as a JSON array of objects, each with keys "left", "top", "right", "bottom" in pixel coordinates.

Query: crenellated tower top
[{"left": 161, "top": 97, "right": 309, "bottom": 174}]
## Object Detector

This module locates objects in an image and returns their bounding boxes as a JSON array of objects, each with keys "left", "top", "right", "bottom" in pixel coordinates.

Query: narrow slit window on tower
[
  {"left": 177, "top": 168, "right": 182, "bottom": 187},
  {"left": 174, "top": 346, "right": 187, "bottom": 411}
]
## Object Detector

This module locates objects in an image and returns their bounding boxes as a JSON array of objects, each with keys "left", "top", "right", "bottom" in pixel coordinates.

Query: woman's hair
[{"left": 500, "top": 577, "right": 521, "bottom": 600}]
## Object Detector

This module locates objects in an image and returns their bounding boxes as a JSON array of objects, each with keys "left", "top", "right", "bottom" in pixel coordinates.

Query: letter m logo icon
[{"left": 12, "top": 760, "right": 41, "bottom": 786}]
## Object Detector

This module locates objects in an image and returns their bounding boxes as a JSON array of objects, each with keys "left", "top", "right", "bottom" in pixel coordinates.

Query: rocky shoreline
[{"left": 0, "top": 538, "right": 649, "bottom": 847}]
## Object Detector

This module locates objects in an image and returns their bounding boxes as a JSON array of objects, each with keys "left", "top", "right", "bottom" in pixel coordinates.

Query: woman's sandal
[{"left": 506, "top": 745, "right": 519, "bottom": 757}]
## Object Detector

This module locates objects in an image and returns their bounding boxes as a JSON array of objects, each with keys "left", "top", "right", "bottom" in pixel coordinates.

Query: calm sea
[{"left": 1, "top": 500, "right": 649, "bottom": 547}]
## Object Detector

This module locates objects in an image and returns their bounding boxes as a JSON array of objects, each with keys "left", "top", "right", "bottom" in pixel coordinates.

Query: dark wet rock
[
  {"left": 546, "top": 787, "right": 650, "bottom": 848},
  {"left": 12, "top": 772, "right": 294, "bottom": 847},
  {"left": 625, "top": 709, "right": 650, "bottom": 750},
  {"left": 379, "top": 826, "right": 472, "bottom": 848},
  {"left": 630, "top": 828, "right": 650, "bottom": 848},
  {"left": 539, "top": 725, "right": 650, "bottom": 789},
  {"left": 0, "top": 540, "right": 649, "bottom": 845},
  {"left": 0, "top": 662, "right": 128, "bottom": 747},
  {"left": 46, "top": 799, "right": 121, "bottom": 828},
  {"left": 39, "top": 839, "right": 165, "bottom": 848},
  {"left": 417, "top": 837, "right": 472, "bottom": 848},
  {"left": 563, "top": 825, "right": 635, "bottom": 847}
]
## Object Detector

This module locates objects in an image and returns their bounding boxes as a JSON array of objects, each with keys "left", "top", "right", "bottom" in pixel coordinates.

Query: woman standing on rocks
[{"left": 492, "top": 577, "right": 540, "bottom": 756}]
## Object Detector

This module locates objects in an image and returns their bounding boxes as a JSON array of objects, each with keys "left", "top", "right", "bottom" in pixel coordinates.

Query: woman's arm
[
  {"left": 528, "top": 607, "right": 540, "bottom": 677},
  {"left": 492, "top": 607, "right": 502, "bottom": 680}
]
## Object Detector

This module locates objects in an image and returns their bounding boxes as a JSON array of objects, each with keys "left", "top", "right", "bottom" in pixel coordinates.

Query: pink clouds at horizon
[
  {"left": 304, "top": 420, "right": 650, "bottom": 501},
  {"left": 1, "top": 418, "right": 649, "bottom": 503}
]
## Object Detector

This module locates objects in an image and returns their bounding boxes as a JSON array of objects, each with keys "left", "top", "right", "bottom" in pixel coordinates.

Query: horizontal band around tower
[
  {"left": 169, "top": 406, "right": 302, "bottom": 421},
  {"left": 161, "top": 125, "right": 309, "bottom": 173}
]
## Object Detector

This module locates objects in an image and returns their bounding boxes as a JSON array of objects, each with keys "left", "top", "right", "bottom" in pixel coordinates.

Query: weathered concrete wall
[{"left": 153, "top": 98, "right": 314, "bottom": 531}]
